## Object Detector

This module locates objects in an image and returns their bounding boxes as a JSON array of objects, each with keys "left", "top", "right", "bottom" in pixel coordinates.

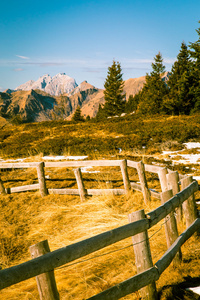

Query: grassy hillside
[
  {"left": 0, "top": 115, "right": 200, "bottom": 299},
  {"left": 1, "top": 114, "right": 200, "bottom": 159}
]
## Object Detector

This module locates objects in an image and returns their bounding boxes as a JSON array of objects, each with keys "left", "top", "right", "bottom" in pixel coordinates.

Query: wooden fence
[
  {"left": 0, "top": 159, "right": 199, "bottom": 299},
  {"left": 0, "top": 159, "right": 182, "bottom": 202}
]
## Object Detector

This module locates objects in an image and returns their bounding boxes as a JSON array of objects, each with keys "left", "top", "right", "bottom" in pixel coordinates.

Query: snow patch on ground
[
  {"left": 0, "top": 158, "right": 25, "bottom": 163},
  {"left": 0, "top": 156, "right": 89, "bottom": 163},
  {"left": 186, "top": 286, "right": 200, "bottom": 295},
  {"left": 184, "top": 142, "right": 200, "bottom": 149},
  {"left": 81, "top": 167, "right": 100, "bottom": 173},
  {"left": 42, "top": 156, "right": 88, "bottom": 160},
  {"left": 162, "top": 142, "right": 200, "bottom": 165}
]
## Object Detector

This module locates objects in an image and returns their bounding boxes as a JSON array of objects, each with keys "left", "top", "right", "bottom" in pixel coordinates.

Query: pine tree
[
  {"left": 163, "top": 42, "right": 194, "bottom": 115},
  {"left": 95, "top": 104, "right": 106, "bottom": 121},
  {"left": 86, "top": 115, "right": 91, "bottom": 121},
  {"left": 125, "top": 93, "right": 140, "bottom": 113},
  {"left": 103, "top": 60, "right": 125, "bottom": 116},
  {"left": 72, "top": 106, "right": 85, "bottom": 122},
  {"left": 137, "top": 52, "right": 168, "bottom": 114},
  {"left": 189, "top": 21, "right": 200, "bottom": 112}
]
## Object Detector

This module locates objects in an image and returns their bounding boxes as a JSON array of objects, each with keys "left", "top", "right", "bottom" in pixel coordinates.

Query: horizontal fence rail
[{"left": 0, "top": 218, "right": 150, "bottom": 290}]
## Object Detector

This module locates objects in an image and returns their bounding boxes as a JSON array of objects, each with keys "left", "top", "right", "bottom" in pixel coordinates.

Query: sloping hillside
[
  {"left": 124, "top": 76, "right": 146, "bottom": 99},
  {"left": 0, "top": 90, "right": 56, "bottom": 122}
]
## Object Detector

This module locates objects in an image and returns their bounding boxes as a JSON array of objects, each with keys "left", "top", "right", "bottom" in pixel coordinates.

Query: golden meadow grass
[{"left": 0, "top": 163, "right": 199, "bottom": 299}]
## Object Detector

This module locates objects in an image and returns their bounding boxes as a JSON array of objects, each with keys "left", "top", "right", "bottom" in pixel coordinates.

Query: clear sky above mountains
[{"left": 0, "top": 0, "right": 200, "bottom": 91}]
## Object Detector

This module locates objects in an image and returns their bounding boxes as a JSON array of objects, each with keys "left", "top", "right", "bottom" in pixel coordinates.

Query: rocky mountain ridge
[{"left": 1, "top": 72, "right": 170, "bottom": 123}]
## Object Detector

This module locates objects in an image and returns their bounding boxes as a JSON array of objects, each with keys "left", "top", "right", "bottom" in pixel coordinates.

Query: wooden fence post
[
  {"left": 128, "top": 209, "right": 157, "bottom": 300},
  {"left": 29, "top": 240, "right": 60, "bottom": 300},
  {"left": 120, "top": 159, "right": 131, "bottom": 193},
  {"left": 0, "top": 178, "right": 6, "bottom": 195},
  {"left": 137, "top": 161, "right": 151, "bottom": 204},
  {"left": 37, "top": 162, "right": 48, "bottom": 197},
  {"left": 166, "top": 171, "right": 182, "bottom": 222},
  {"left": 161, "top": 189, "right": 182, "bottom": 265},
  {"left": 158, "top": 167, "right": 168, "bottom": 192},
  {"left": 181, "top": 176, "right": 198, "bottom": 228},
  {"left": 74, "top": 168, "right": 87, "bottom": 201}
]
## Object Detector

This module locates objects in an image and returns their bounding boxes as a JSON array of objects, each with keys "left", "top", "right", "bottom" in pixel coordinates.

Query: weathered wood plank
[
  {"left": 48, "top": 189, "right": 80, "bottom": 195},
  {"left": 74, "top": 168, "right": 87, "bottom": 201},
  {"left": 10, "top": 184, "right": 40, "bottom": 193},
  {"left": 137, "top": 161, "right": 151, "bottom": 203},
  {"left": 131, "top": 183, "right": 160, "bottom": 198},
  {"left": 29, "top": 240, "right": 60, "bottom": 300},
  {"left": 144, "top": 164, "right": 163, "bottom": 174},
  {"left": 37, "top": 162, "right": 48, "bottom": 197},
  {"left": 158, "top": 168, "right": 168, "bottom": 192},
  {"left": 167, "top": 171, "right": 182, "bottom": 222},
  {"left": 44, "top": 160, "right": 121, "bottom": 168},
  {"left": 87, "top": 267, "right": 159, "bottom": 300},
  {"left": 127, "top": 161, "right": 163, "bottom": 173},
  {"left": 0, "top": 162, "right": 39, "bottom": 169},
  {"left": 131, "top": 182, "right": 142, "bottom": 191},
  {"left": 87, "top": 189, "right": 126, "bottom": 196},
  {"left": 150, "top": 190, "right": 161, "bottom": 199},
  {"left": 155, "top": 218, "right": 200, "bottom": 275},
  {"left": 161, "top": 190, "right": 182, "bottom": 264},
  {"left": 48, "top": 188, "right": 126, "bottom": 196},
  {"left": 147, "top": 181, "right": 199, "bottom": 227},
  {"left": 128, "top": 210, "right": 157, "bottom": 300},
  {"left": 120, "top": 159, "right": 131, "bottom": 193},
  {"left": 127, "top": 160, "right": 138, "bottom": 169},
  {"left": 181, "top": 176, "right": 198, "bottom": 227},
  {"left": 0, "top": 177, "right": 6, "bottom": 194}
]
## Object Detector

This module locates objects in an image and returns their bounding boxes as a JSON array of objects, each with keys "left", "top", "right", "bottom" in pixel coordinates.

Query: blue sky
[{"left": 0, "top": 0, "right": 200, "bottom": 91}]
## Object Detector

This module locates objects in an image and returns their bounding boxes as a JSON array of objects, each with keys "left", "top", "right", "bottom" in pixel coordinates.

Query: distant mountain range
[{"left": 0, "top": 72, "right": 170, "bottom": 123}]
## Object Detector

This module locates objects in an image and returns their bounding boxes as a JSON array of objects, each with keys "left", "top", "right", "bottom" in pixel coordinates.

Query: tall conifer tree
[
  {"left": 163, "top": 42, "right": 194, "bottom": 115},
  {"left": 137, "top": 52, "right": 168, "bottom": 114},
  {"left": 103, "top": 60, "right": 125, "bottom": 116},
  {"left": 189, "top": 21, "right": 200, "bottom": 112},
  {"left": 72, "top": 106, "right": 85, "bottom": 122}
]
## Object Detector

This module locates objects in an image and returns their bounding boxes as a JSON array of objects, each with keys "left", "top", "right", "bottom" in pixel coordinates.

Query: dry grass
[{"left": 0, "top": 163, "right": 199, "bottom": 299}]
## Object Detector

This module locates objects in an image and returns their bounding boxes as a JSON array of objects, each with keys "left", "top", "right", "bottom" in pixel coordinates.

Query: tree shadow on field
[{"left": 158, "top": 276, "right": 200, "bottom": 300}]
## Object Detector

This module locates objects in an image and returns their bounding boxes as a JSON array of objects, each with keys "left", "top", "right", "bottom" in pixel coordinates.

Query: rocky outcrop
[
  {"left": 66, "top": 81, "right": 103, "bottom": 118},
  {"left": 3, "top": 89, "right": 15, "bottom": 94}
]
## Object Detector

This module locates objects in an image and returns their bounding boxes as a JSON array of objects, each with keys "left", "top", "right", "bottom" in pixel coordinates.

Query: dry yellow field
[{"left": 0, "top": 163, "right": 199, "bottom": 299}]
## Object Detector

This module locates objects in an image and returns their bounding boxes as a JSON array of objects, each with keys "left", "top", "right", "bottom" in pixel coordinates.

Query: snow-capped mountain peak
[{"left": 16, "top": 73, "right": 78, "bottom": 96}]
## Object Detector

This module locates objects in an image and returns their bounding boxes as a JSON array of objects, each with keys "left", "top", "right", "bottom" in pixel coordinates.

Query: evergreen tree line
[{"left": 96, "top": 21, "right": 200, "bottom": 119}]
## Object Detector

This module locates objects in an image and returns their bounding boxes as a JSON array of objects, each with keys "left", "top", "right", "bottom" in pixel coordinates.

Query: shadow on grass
[{"left": 158, "top": 276, "right": 200, "bottom": 300}]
